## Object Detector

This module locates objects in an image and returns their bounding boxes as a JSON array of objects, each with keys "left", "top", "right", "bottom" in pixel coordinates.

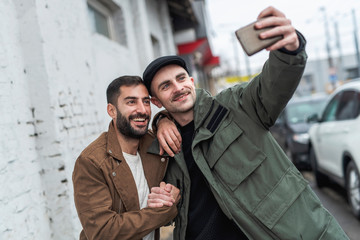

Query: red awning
[
  {"left": 204, "top": 55, "right": 220, "bottom": 66},
  {"left": 177, "top": 38, "right": 219, "bottom": 67},
  {"left": 178, "top": 38, "right": 207, "bottom": 55}
]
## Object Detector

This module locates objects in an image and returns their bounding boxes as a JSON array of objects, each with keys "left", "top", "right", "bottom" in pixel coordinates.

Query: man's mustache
[{"left": 129, "top": 113, "right": 150, "bottom": 120}]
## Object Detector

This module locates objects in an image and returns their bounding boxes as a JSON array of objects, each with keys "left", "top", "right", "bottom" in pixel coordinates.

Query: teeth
[{"left": 133, "top": 118, "right": 145, "bottom": 122}]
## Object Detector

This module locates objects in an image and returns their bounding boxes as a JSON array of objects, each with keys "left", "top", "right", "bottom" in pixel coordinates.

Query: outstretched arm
[{"left": 217, "top": 6, "right": 307, "bottom": 129}]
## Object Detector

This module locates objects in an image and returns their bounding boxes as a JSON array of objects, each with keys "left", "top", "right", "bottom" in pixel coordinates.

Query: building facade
[{"left": 0, "top": 0, "right": 216, "bottom": 239}]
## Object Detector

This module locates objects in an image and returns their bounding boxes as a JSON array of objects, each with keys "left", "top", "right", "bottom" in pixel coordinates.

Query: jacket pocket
[
  {"left": 206, "top": 120, "right": 266, "bottom": 191},
  {"left": 252, "top": 168, "right": 307, "bottom": 229}
]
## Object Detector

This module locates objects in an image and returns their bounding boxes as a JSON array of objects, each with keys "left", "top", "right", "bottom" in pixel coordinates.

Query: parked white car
[{"left": 308, "top": 80, "right": 360, "bottom": 220}]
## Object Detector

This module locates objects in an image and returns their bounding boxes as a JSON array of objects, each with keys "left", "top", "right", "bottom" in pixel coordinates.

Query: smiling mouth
[
  {"left": 172, "top": 92, "right": 189, "bottom": 102},
  {"left": 132, "top": 118, "right": 147, "bottom": 122}
]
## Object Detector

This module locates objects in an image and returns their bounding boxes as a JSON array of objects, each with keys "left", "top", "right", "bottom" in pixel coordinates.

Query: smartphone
[{"left": 235, "top": 21, "right": 283, "bottom": 56}]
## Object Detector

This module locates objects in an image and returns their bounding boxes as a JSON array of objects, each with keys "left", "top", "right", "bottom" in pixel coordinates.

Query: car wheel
[
  {"left": 346, "top": 161, "right": 360, "bottom": 220},
  {"left": 310, "top": 146, "right": 329, "bottom": 188}
]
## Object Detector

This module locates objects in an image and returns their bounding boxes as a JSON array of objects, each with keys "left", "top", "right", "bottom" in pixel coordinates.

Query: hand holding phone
[{"left": 235, "top": 20, "right": 283, "bottom": 56}]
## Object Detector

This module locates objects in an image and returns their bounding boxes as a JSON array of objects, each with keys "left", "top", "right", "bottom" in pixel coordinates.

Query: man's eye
[
  {"left": 161, "top": 84, "right": 169, "bottom": 90},
  {"left": 144, "top": 100, "right": 150, "bottom": 105},
  {"left": 127, "top": 100, "right": 135, "bottom": 104}
]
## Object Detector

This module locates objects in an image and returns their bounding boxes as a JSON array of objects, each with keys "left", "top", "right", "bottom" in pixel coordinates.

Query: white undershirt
[{"left": 122, "top": 151, "right": 154, "bottom": 240}]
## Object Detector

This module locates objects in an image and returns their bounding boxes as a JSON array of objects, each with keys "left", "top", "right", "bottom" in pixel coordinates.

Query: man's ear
[
  {"left": 107, "top": 103, "right": 116, "bottom": 119},
  {"left": 151, "top": 97, "right": 163, "bottom": 108}
]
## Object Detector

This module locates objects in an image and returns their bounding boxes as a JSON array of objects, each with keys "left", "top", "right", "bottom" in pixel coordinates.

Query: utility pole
[
  {"left": 352, "top": 9, "right": 360, "bottom": 78},
  {"left": 232, "top": 33, "right": 241, "bottom": 76},
  {"left": 334, "top": 21, "right": 344, "bottom": 81},
  {"left": 320, "top": 6, "right": 337, "bottom": 89},
  {"left": 320, "top": 7, "right": 334, "bottom": 68},
  {"left": 244, "top": 54, "right": 251, "bottom": 80}
]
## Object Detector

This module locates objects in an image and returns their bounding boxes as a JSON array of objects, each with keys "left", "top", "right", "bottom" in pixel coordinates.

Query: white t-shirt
[{"left": 122, "top": 151, "right": 154, "bottom": 240}]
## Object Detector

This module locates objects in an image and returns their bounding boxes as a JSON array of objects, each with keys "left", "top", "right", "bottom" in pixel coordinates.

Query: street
[{"left": 302, "top": 171, "right": 360, "bottom": 240}]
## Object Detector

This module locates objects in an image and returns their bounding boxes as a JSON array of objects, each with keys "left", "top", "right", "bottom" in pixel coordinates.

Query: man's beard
[{"left": 116, "top": 110, "right": 149, "bottom": 139}]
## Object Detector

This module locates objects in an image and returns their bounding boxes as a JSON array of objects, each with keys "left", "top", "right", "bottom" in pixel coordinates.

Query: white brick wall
[{"left": 0, "top": 0, "right": 176, "bottom": 239}]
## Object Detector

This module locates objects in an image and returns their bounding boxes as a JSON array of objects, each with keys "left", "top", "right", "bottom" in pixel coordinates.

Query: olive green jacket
[{"left": 149, "top": 48, "right": 348, "bottom": 239}]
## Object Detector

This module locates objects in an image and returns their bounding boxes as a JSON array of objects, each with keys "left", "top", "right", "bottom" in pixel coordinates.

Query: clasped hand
[{"left": 147, "top": 181, "right": 181, "bottom": 208}]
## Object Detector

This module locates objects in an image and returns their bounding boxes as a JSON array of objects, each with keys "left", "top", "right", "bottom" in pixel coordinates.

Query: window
[
  {"left": 287, "top": 100, "right": 326, "bottom": 124},
  {"left": 87, "top": 0, "right": 127, "bottom": 46},
  {"left": 355, "top": 92, "right": 360, "bottom": 117},
  {"left": 322, "top": 94, "right": 340, "bottom": 122},
  {"left": 88, "top": 3, "right": 111, "bottom": 38},
  {"left": 336, "top": 91, "right": 357, "bottom": 120}
]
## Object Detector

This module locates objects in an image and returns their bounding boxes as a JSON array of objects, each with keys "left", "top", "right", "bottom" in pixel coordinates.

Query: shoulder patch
[{"left": 206, "top": 105, "right": 228, "bottom": 133}]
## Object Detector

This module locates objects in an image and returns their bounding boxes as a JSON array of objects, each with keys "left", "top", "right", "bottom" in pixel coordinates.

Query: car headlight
[{"left": 293, "top": 133, "right": 309, "bottom": 144}]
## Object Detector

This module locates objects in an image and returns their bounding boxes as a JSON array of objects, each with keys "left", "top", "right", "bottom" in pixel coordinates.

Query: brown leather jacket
[{"left": 73, "top": 121, "right": 177, "bottom": 240}]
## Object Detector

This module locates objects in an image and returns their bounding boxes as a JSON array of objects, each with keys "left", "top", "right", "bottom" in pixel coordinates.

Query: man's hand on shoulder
[{"left": 157, "top": 117, "right": 182, "bottom": 157}]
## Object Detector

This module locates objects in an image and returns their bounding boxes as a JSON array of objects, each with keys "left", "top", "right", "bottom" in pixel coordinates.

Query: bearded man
[{"left": 72, "top": 75, "right": 180, "bottom": 240}]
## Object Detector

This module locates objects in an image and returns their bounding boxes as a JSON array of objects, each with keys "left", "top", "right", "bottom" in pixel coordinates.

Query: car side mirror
[{"left": 307, "top": 113, "right": 319, "bottom": 123}]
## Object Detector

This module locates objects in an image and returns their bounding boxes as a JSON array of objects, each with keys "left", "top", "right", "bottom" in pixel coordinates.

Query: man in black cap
[{"left": 145, "top": 6, "right": 348, "bottom": 240}]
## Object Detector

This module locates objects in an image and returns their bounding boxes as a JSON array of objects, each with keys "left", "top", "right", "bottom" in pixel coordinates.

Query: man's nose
[
  {"left": 136, "top": 102, "right": 147, "bottom": 113},
  {"left": 173, "top": 81, "right": 184, "bottom": 91}
]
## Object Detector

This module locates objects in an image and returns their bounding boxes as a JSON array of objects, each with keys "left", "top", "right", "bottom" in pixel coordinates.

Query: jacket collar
[
  {"left": 107, "top": 120, "right": 152, "bottom": 158},
  {"left": 106, "top": 121, "right": 125, "bottom": 161},
  {"left": 106, "top": 121, "right": 163, "bottom": 211}
]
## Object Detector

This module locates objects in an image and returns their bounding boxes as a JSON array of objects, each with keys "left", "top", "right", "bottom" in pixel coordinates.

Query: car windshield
[{"left": 287, "top": 99, "right": 326, "bottom": 124}]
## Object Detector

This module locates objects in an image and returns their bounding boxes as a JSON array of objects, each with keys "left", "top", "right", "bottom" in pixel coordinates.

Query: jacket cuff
[
  {"left": 278, "top": 30, "right": 306, "bottom": 55},
  {"left": 151, "top": 110, "right": 173, "bottom": 133}
]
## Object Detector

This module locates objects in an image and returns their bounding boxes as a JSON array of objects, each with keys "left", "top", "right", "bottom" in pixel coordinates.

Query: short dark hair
[{"left": 106, "top": 75, "right": 144, "bottom": 105}]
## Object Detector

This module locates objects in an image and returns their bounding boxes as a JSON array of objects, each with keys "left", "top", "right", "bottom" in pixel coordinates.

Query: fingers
[
  {"left": 257, "top": 6, "right": 285, "bottom": 19},
  {"left": 165, "top": 130, "right": 182, "bottom": 154},
  {"left": 165, "top": 183, "right": 172, "bottom": 193},
  {"left": 156, "top": 117, "right": 182, "bottom": 157},
  {"left": 158, "top": 136, "right": 175, "bottom": 157},
  {"left": 148, "top": 184, "right": 181, "bottom": 208},
  {"left": 147, "top": 199, "right": 164, "bottom": 208},
  {"left": 254, "top": 6, "right": 299, "bottom": 51},
  {"left": 151, "top": 185, "right": 171, "bottom": 196},
  {"left": 170, "top": 186, "right": 181, "bottom": 204},
  {"left": 148, "top": 192, "right": 174, "bottom": 203},
  {"left": 147, "top": 198, "right": 173, "bottom": 208},
  {"left": 170, "top": 128, "right": 182, "bottom": 150},
  {"left": 159, "top": 181, "right": 167, "bottom": 190},
  {"left": 266, "top": 29, "right": 298, "bottom": 51},
  {"left": 160, "top": 182, "right": 173, "bottom": 194},
  {"left": 157, "top": 129, "right": 182, "bottom": 157},
  {"left": 147, "top": 190, "right": 175, "bottom": 208}
]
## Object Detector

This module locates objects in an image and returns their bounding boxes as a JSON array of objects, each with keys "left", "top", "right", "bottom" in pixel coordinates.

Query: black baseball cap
[{"left": 142, "top": 55, "right": 189, "bottom": 95}]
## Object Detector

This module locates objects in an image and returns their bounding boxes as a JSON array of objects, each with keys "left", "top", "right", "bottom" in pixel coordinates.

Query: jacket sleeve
[
  {"left": 151, "top": 110, "right": 173, "bottom": 134},
  {"left": 218, "top": 31, "right": 307, "bottom": 129},
  {"left": 72, "top": 154, "right": 178, "bottom": 240}
]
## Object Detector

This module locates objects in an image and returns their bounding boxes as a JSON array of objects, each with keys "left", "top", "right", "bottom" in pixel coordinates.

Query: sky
[{"left": 206, "top": 0, "right": 360, "bottom": 74}]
